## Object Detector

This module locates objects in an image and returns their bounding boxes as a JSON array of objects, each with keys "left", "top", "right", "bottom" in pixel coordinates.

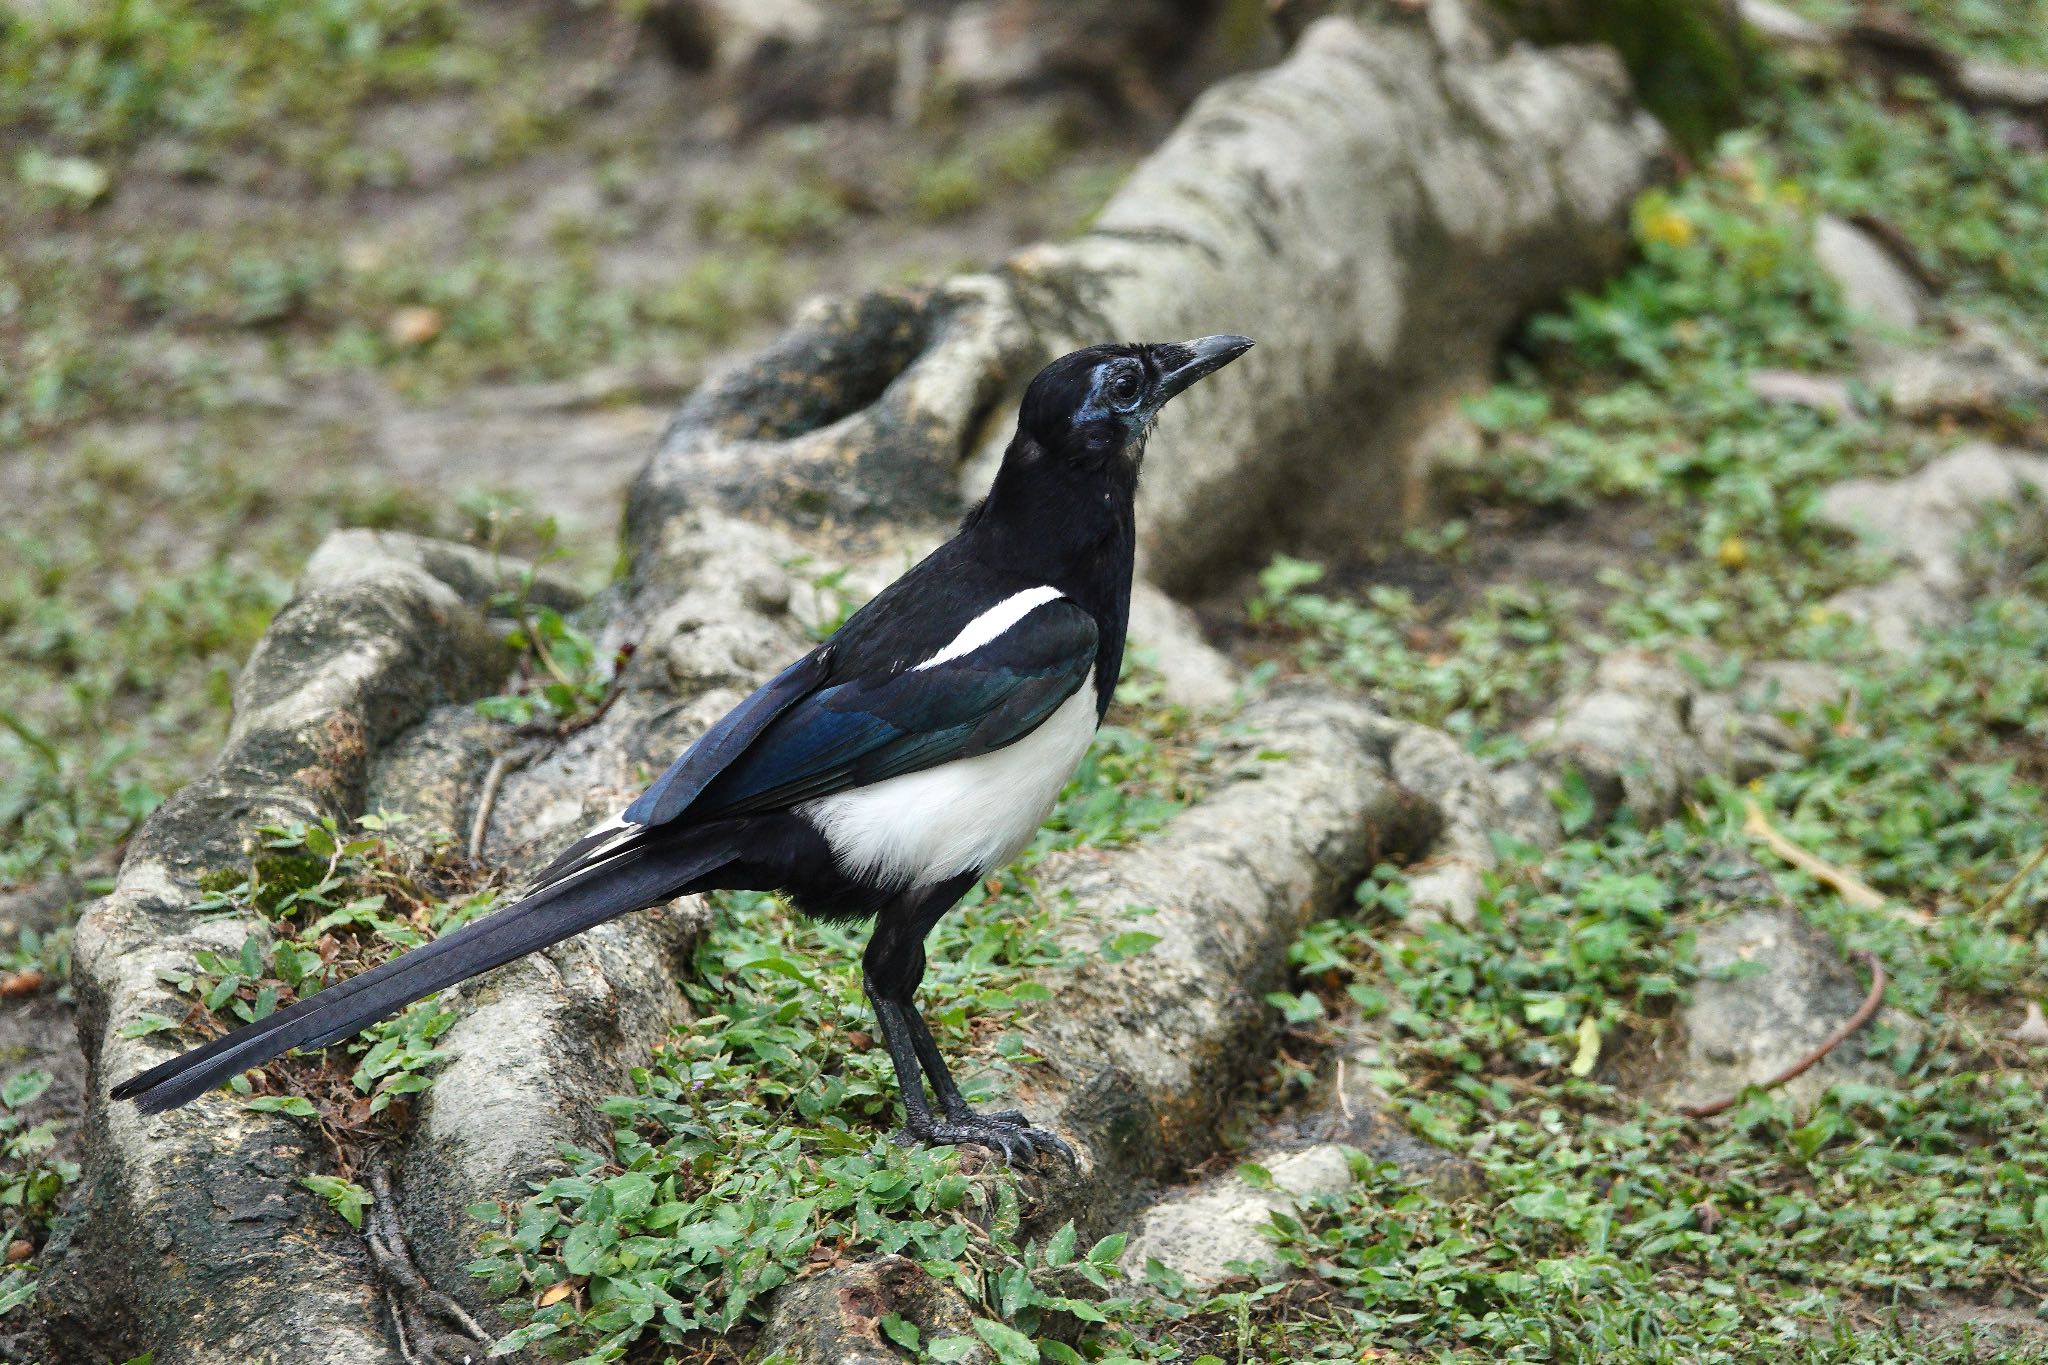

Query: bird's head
[{"left": 1016, "top": 335, "right": 1254, "bottom": 474}]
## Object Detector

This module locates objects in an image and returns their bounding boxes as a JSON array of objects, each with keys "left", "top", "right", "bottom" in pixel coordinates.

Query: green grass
[
  {"left": 0, "top": 435, "right": 444, "bottom": 887},
  {"left": 1195, "top": 33, "right": 2048, "bottom": 1365},
  {"left": 0, "top": 0, "right": 552, "bottom": 184},
  {"left": 1175, "top": 573, "right": 2048, "bottom": 1358},
  {"left": 139, "top": 812, "right": 507, "bottom": 1133},
  {"left": 1778, "top": 0, "right": 2048, "bottom": 66}
]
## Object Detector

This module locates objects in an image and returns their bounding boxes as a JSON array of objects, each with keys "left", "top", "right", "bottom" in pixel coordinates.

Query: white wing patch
[
  {"left": 530, "top": 808, "right": 645, "bottom": 891},
  {"left": 798, "top": 668, "right": 1098, "bottom": 889},
  {"left": 577, "top": 811, "right": 643, "bottom": 861},
  {"left": 913, "top": 586, "right": 1065, "bottom": 672}
]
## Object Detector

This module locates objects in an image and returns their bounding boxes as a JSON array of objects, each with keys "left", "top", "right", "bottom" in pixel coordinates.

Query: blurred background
[
  {"left": 6, "top": 0, "right": 2048, "bottom": 1359},
  {"left": 0, "top": 0, "right": 1305, "bottom": 895}
]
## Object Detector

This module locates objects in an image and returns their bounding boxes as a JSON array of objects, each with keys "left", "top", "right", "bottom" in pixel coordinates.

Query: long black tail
[{"left": 112, "top": 841, "right": 736, "bottom": 1115}]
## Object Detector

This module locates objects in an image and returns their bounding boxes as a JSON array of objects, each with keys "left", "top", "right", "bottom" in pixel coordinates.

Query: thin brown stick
[
  {"left": 468, "top": 743, "right": 537, "bottom": 863},
  {"left": 1677, "top": 949, "right": 1887, "bottom": 1120},
  {"left": 1978, "top": 843, "right": 2048, "bottom": 921},
  {"left": 514, "top": 665, "right": 630, "bottom": 742},
  {"left": 365, "top": 1163, "right": 492, "bottom": 1343}
]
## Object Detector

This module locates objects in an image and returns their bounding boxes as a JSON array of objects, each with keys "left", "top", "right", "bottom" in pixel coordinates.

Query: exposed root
[
  {"left": 1676, "top": 948, "right": 1887, "bottom": 1120},
  {"left": 365, "top": 1161, "right": 491, "bottom": 1364}
]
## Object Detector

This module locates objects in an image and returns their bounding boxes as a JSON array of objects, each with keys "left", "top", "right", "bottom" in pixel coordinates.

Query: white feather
[
  {"left": 798, "top": 669, "right": 1098, "bottom": 889},
  {"left": 564, "top": 810, "right": 642, "bottom": 867},
  {"left": 914, "top": 586, "right": 1065, "bottom": 672}
]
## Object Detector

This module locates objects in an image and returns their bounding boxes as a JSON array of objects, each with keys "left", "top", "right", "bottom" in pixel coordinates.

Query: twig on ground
[
  {"left": 1977, "top": 843, "right": 2048, "bottom": 922},
  {"left": 1742, "top": 797, "right": 1899, "bottom": 913},
  {"left": 1677, "top": 948, "right": 1887, "bottom": 1120},
  {"left": 468, "top": 742, "right": 540, "bottom": 863},
  {"left": 513, "top": 654, "right": 632, "bottom": 743}
]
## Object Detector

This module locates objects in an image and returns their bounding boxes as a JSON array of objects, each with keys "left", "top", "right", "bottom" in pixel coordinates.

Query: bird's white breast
[{"left": 797, "top": 668, "right": 1099, "bottom": 890}]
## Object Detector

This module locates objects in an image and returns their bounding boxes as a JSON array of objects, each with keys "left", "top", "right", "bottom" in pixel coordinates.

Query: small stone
[
  {"left": 1872, "top": 321, "right": 2048, "bottom": 419},
  {"left": 385, "top": 306, "right": 444, "bottom": 348},
  {"left": 1822, "top": 576, "right": 1957, "bottom": 656},
  {"left": 1958, "top": 58, "right": 2048, "bottom": 111},
  {"left": 1817, "top": 443, "right": 2048, "bottom": 591},
  {"left": 1737, "top": 0, "right": 1834, "bottom": 46},
  {"left": 1121, "top": 1144, "right": 1357, "bottom": 1290},
  {"left": 1813, "top": 215, "right": 1928, "bottom": 338},
  {"left": 2007, "top": 1001, "right": 2048, "bottom": 1046},
  {"left": 1741, "top": 660, "right": 1849, "bottom": 719},
  {"left": 1128, "top": 580, "right": 1239, "bottom": 712},
  {"left": 941, "top": 2, "right": 1049, "bottom": 92},
  {"left": 6, "top": 1240, "right": 32, "bottom": 1264},
  {"left": 1748, "top": 368, "right": 1854, "bottom": 415},
  {"left": 1644, "top": 908, "right": 1903, "bottom": 1117}
]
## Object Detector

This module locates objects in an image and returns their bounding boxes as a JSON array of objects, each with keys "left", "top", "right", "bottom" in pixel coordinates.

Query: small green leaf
[
  {"left": 1264, "top": 990, "right": 1324, "bottom": 1025},
  {"left": 245, "top": 1095, "right": 317, "bottom": 1118},
  {"left": 17, "top": 149, "right": 110, "bottom": 203},
  {"left": 1102, "top": 930, "right": 1162, "bottom": 960},
  {"left": 1, "top": 1070, "right": 53, "bottom": 1109},
  {"left": 302, "top": 1174, "right": 372, "bottom": 1230},
  {"left": 1553, "top": 766, "right": 1596, "bottom": 834},
  {"left": 489, "top": 1321, "right": 561, "bottom": 1354},
  {"left": 1044, "top": 1220, "right": 1077, "bottom": 1267},
  {"left": 878, "top": 1312, "right": 920, "bottom": 1351},
  {"left": 971, "top": 1318, "right": 1039, "bottom": 1365}
]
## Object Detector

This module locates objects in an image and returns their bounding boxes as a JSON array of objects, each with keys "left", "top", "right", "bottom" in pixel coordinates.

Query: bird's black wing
[
  {"left": 521, "top": 648, "right": 833, "bottom": 892},
  {"left": 527, "top": 596, "right": 1097, "bottom": 888},
  {"left": 694, "top": 599, "right": 1098, "bottom": 816}
]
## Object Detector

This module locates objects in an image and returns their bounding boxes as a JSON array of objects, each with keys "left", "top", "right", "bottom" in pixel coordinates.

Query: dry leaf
[
  {"left": 0, "top": 970, "right": 47, "bottom": 997},
  {"left": 536, "top": 1279, "right": 580, "bottom": 1308},
  {"left": 385, "top": 306, "right": 444, "bottom": 348},
  {"left": 1569, "top": 1015, "right": 1601, "bottom": 1077}
]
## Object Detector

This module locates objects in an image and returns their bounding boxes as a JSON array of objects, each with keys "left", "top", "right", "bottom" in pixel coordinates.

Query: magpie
[{"left": 113, "top": 334, "right": 1254, "bottom": 1162}]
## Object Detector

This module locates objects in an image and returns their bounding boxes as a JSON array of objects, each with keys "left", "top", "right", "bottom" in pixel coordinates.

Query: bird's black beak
[{"left": 1154, "top": 334, "right": 1254, "bottom": 404}]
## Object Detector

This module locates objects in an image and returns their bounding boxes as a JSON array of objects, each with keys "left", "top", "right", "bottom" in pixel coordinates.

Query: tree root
[
  {"left": 1676, "top": 949, "right": 1887, "bottom": 1120},
  {"left": 364, "top": 1162, "right": 491, "bottom": 1365}
]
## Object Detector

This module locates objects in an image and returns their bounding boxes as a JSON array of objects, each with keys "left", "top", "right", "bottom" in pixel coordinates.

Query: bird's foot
[{"left": 895, "top": 1108, "right": 1076, "bottom": 1167}]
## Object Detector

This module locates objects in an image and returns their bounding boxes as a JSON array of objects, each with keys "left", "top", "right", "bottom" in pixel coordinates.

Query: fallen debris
[{"left": 1742, "top": 796, "right": 1890, "bottom": 913}]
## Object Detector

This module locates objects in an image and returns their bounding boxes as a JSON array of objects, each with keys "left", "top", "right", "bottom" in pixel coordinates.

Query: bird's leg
[
  {"left": 865, "top": 985, "right": 944, "bottom": 1131},
  {"left": 900, "top": 1002, "right": 1000, "bottom": 1124},
  {"left": 862, "top": 899, "right": 1074, "bottom": 1166}
]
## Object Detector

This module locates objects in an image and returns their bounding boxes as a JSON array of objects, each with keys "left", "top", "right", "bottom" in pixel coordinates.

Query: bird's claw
[{"left": 896, "top": 1109, "right": 1077, "bottom": 1167}]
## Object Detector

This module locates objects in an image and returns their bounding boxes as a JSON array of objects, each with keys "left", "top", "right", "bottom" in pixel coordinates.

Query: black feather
[{"left": 111, "top": 839, "right": 738, "bottom": 1115}]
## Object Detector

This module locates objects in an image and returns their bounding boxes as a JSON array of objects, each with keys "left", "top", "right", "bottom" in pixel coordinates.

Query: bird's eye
[{"left": 1106, "top": 367, "right": 1143, "bottom": 410}]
